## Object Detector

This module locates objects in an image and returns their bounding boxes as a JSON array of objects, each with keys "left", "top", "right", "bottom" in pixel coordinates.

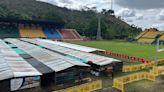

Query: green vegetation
[
  {"left": 0, "top": 0, "right": 142, "bottom": 39},
  {"left": 70, "top": 41, "right": 164, "bottom": 60}
]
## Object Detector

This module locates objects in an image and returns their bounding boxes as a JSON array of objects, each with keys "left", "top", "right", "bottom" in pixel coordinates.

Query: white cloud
[
  {"left": 37, "top": 0, "right": 112, "bottom": 10},
  {"left": 115, "top": 0, "right": 164, "bottom": 9},
  {"left": 116, "top": 8, "right": 135, "bottom": 17},
  {"left": 157, "top": 10, "right": 164, "bottom": 21},
  {"left": 115, "top": 8, "right": 143, "bottom": 23},
  {"left": 125, "top": 18, "right": 133, "bottom": 22},
  {"left": 151, "top": 23, "right": 164, "bottom": 31},
  {"left": 37, "top": 0, "right": 57, "bottom": 4},
  {"left": 60, "top": 0, "right": 73, "bottom": 4},
  {"left": 135, "top": 14, "right": 143, "bottom": 20}
]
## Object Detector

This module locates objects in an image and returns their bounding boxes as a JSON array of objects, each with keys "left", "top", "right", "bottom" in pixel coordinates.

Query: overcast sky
[{"left": 38, "top": 0, "right": 164, "bottom": 31}]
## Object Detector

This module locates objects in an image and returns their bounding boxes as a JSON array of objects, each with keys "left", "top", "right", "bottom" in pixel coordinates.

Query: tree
[{"left": 105, "top": 9, "right": 115, "bottom": 15}]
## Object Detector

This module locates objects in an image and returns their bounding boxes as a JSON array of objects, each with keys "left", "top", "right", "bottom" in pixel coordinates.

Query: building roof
[
  {"left": 40, "top": 39, "right": 105, "bottom": 53},
  {"left": 0, "top": 39, "right": 41, "bottom": 81},
  {"left": 5, "top": 39, "right": 89, "bottom": 72},
  {"left": 0, "top": 18, "right": 64, "bottom": 28},
  {"left": 21, "top": 38, "right": 121, "bottom": 66}
]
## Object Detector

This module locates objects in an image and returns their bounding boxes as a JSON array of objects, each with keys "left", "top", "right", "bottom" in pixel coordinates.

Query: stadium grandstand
[
  {"left": 0, "top": 18, "right": 82, "bottom": 40},
  {"left": 136, "top": 28, "right": 164, "bottom": 44}
]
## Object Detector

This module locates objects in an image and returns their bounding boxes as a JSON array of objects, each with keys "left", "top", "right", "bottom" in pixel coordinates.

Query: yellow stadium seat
[
  {"left": 135, "top": 31, "right": 147, "bottom": 39},
  {"left": 19, "top": 27, "right": 46, "bottom": 38},
  {"left": 160, "top": 35, "right": 164, "bottom": 40},
  {"left": 137, "top": 38, "right": 155, "bottom": 44},
  {"left": 142, "top": 32, "right": 161, "bottom": 38}
]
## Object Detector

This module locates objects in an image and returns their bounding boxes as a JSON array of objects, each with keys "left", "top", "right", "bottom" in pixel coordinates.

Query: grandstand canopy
[
  {"left": 0, "top": 18, "right": 64, "bottom": 28},
  {"left": 39, "top": 39, "right": 105, "bottom": 53}
]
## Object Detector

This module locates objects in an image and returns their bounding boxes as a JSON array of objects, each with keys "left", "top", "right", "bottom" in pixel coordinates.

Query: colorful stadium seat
[
  {"left": 43, "top": 28, "right": 61, "bottom": 39},
  {"left": 0, "top": 25, "right": 19, "bottom": 38},
  {"left": 142, "top": 32, "right": 161, "bottom": 38},
  {"left": 160, "top": 34, "right": 164, "bottom": 41},
  {"left": 58, "top": 29, "right": 77, "bottom": 39},
  {"left": 137, "top": 38, "right": 155, "bottom": 44},
  {"left": 19, "top": 27, "right": 46, "bottom": 38},
  {"left": 135, "top": 31, "right": 147, "bottom": 40},
  {"left": 58, "top": 29, "right": 82, "bottom": 39}
]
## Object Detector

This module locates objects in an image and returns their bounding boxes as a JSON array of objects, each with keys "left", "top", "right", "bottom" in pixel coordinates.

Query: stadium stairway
[
  {"left": 72, "top": 29, "right": 81, "bottom": 39},
  {"left": 43, "top": 28, "right": 61, "bottom": 39},
  {"left": 59, "top": 29, "right": 77, "bottom": 39},
  {"left": 135, "top": 31, "right": 147, "bottom": 40},
  {"left": 19, "top": 27, "right": 46, "bottom": 38},
  {"left": 0, "top": 25, "right": 19, "bottom": 38}
]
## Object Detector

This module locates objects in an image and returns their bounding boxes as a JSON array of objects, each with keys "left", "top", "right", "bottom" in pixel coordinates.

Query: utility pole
[{"left": 96, "top": 14, "right": 102, "bottom": 40}]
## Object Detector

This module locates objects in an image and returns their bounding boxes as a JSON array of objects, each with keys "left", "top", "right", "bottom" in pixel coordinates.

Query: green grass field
[
  {"left": 70, "top": 40, "right": 164, "bottom": 92},
  {"left": 70, "top": 41, "right": 164, "bottom": 60}
]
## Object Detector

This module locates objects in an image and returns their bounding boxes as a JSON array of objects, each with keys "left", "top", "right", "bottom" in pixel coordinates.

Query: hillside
[{"left": 0, "top": 0, "right": 142, "bottom": 39}]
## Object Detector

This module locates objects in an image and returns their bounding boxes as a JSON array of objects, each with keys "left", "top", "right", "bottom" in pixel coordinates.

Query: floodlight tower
[{"left": 96, "top": 14, "right": 103, "bottom": 40}]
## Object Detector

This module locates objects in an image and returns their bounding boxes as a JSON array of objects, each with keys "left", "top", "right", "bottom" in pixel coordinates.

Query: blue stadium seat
[{"left": 43, "top": 28, "right": 61, "bottom": 39}]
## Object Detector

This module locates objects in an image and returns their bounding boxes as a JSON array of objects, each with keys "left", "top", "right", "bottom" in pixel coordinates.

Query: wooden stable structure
[{"left": 2, "top": 39, "right": 90, "bottom": 91}]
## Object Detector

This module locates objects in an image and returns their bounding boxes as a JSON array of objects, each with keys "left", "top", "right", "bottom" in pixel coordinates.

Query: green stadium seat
[{"left": 0, "top": 25, "right": 19, "bottom": 38}]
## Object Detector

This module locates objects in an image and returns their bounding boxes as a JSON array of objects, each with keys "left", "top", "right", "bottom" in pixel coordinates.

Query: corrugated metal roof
[
  {"left": 21, "top": 38, "right": 121, "bottom": 66},
  {"left": 38, "top": 39, "right": 105, "bottom": 52},
  {"left": 0, "top": 50, "right": 13, "bottom": 81},
  {"left": 0, "top": 39, "right": 41, "bottom": 80},
  {"left": 5, "top": 39, "right": 89, "bottom": 72}
]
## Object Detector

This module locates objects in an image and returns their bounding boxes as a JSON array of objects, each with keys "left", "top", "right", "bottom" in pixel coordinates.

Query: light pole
[
  {"left": 96, "top": 14, "right": 103, "bottom": 40},
  {"left": 154, "top": 37, "right": 160, "bottom": 66}
]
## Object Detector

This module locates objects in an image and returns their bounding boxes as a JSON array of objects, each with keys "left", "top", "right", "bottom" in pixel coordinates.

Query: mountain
[{"left": 0, "top": 0, "right": 142, "bottom": 39}]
